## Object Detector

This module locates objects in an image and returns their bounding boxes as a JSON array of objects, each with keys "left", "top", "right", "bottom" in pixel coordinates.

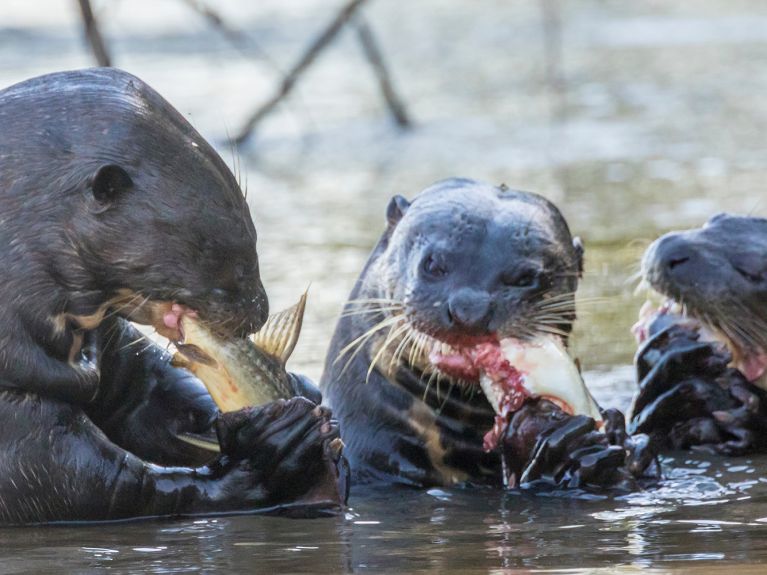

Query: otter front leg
[
  {"left": 0, "top": 317, "right": 100, "bottom": 404},
  {"left": 0, "top": 393, "right": 345, "bottom": 524},
  {"left": 89, "top": 319, "right": 219, "bottom": 466},
  {"left": 91, "top": 319, "right": 327, "bottom": 467}
]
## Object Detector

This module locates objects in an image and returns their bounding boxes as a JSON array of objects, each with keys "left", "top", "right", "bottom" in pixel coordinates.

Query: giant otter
[
  {"left": 0, "top": 68, "right": 345, "bottom": 524},
  {"left": 321, "top": 178, "right": 651, "bottom": 489},
  {"left": 630, "top": 214, "right": 767, "bottom": 454}
]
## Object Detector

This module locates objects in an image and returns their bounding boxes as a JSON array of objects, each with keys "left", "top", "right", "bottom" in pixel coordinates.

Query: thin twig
[
  {"left": 540, "top": 0, "right": 569, "bottom": 193},
  {"left": 179, "top": 0, "right": 283, "bottom": 74},
  {"left": 76, "top": 0, "right": 112, "bottom": 67},
  {"left": 233, "top": 0, "right": 370, "bottom": 145},
  {"left": 353, "top": 16, "right": 411, "bottom": 128}
]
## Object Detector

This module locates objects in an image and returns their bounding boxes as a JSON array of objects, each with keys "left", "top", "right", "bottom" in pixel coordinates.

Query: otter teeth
[
  {"left": 164, "top": 304, "right": 197, "bottom": 342},
  {"left": 632, "top": 298, "right": 684, "bottom": 343}
]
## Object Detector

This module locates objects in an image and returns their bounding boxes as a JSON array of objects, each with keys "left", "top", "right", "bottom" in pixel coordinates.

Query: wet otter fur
[
  {"left": 630, "top": 214, "right": 767, "bottom": 454},
  {"left": 322, "top": 178, "right": 595, "bottom": 486},
  {"left": 0, "top": 68, "right": 345, "bottom": 523}
]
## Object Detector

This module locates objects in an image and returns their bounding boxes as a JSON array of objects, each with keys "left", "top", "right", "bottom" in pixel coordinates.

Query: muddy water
[{"left": 2, "top": 0, "right": 767, "bottom": 572}]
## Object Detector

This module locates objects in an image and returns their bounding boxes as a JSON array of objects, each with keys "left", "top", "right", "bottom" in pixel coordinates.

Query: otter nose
[
  {"left": 643, "top": 235, "right": 695, "bottom": 285},
  {"left": 447, "top": 288, "right": 493, "bottom": 332}
]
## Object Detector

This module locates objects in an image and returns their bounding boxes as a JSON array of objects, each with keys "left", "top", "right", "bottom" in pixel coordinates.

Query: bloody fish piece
[{"left": 475, "top": 336, "right": 603, "bottom": 451}]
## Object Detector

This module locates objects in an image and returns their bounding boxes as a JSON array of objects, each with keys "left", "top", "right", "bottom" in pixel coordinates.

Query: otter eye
[
  {"left": 421, "top": 253, "right": 447, "bottom": 279},
  {"left": 735, "top": 266, "right": 762, "bottom": 283},
  {"left": 502, "top": 268, "right": 539, "bottom": 288},
  {"left": 731, "top": 254, "right": 765, "bottom": 284}
]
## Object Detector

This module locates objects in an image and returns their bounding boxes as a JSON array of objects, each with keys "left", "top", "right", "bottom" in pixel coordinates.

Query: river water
[{"left": 2, "top": 0, "right": 767, "bottom": 572}]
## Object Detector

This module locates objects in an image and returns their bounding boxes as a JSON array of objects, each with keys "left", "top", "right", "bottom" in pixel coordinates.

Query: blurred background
[{"left": 2, "top": 0, "right": 766, "bottom": 396}]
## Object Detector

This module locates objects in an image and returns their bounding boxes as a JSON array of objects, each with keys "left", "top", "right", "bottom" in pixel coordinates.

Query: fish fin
[
  {"left": 175, "top": 432, "right": 221, "bottom": 453},
  {"left": 250, "top": 290, "right": 307, "bottom": 365},
  {"left": 171, "top": 353, "right": 191, "bottom": 369}
]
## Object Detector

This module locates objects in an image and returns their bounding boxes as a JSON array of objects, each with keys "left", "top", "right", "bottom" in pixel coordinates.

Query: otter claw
[
  {"left": 712, "top": 410, "right": 735, "bottom": 424},
  {"left": 328, "top": 437, "right": 345, "bottom": 461}
]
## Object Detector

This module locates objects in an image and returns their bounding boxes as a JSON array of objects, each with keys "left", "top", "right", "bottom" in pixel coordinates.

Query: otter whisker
[
  {"left": 339, "top": 305, "right": 404, "bottom": 319},
  {"left": 101, "top": 292, "right": 148, "bottom": 322},
  {"left": 435, "top": 372, "right": 445, "bottom": 403},
  {"left": 343, "top": 298, "right": 403, "bottom": 307},
  {"left": 390, "top": 326, "right": 416, "bottom": 370},
  {"left": 366, "top": 322, "right": 411, "bottom": 383},
  {"left": 422, "top": 369, "right": 439, "bottom": 402},
  {"left": 729, "top": 301, "right": 767, "bottom": 350},
  {"left": 102, "top": 317, "right": 128, "bottom": 352},
  {"left": 336, "top": 314, "right": 401, "bottom": 364},
  {"left": 533, "top": 324, "right": 571, "bottom": 338},
  {"left": 718, "top": 312, "right": 763, "bottom": 352},
  {"left": 538, "top": 290, "right": 578, "bottom": 301},
  {"left": 535, "top": 300, "right": 578, "bottom": 309},
  {"left": 414, "top": 331, "right": 431, "bottom": 368},
  {"left": 625, "top": 268, "right": 644, "bottom": 286},
  {"left": 138, "top": 338, "right": 159, "bottom": 356},
  {"left": 409, "top": 330, "right": 424, "bottom": 367},
  {"left": 102, "top": 294, "right": 152, "bottom": 352},
  {"left": 633, "top": 278, "right": 653, "bottom": 297},
  {"left": 530, "top": 313, "right": 575, "bottom": 322},
  {"left": 399, "top": 328, "right": 419, "bottom": 365},
  {"left": 438, "top": 380, "right": 456, "bottom": 413},
  {"left": 336, "top": 315, "right": 405, "bottom": 378}
]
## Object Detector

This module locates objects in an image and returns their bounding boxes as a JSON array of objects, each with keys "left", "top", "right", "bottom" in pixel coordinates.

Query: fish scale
[{"left": 172, "top": 292, "right": 307, "bottom": 413}]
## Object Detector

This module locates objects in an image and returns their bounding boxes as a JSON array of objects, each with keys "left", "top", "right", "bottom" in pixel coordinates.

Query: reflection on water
[
  {"left": 4, "top": 459, "right": 767, "bottom": 573},
  {"left": 2, "top": 0, "right": 767, "bottom": 572}
]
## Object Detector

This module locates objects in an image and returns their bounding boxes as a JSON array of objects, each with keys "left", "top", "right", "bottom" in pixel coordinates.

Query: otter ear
[
  {"left": 386, "top": 195, "right": 410, "bottom": 228},
  {"left": 90, "top": 164, "right": 133, "bottom": 210},
  {"left": 573, "top": 236, "right": 584, "bottom": 278}
]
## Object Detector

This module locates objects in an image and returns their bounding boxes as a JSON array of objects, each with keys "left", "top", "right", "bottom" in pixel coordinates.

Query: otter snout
[
  {"left": 446, "top": 288, "right": 493, "bottom": 334},
  {"left": 204, "top": 280, "right": 269, "bottom": 337},
  {"left": 642, "top": 233, "right": 699, "bottom": 293}
]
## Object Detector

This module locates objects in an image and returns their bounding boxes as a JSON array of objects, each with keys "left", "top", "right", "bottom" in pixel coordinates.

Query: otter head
[
  {"left": 359, "top": 178, "right": 583, "bottom": 382},
  {"left": 5, "top": 69, "right": 267, "bottom": 343},
  {"left": 639, "top": 213, "right": 767, "bottom": 382}
]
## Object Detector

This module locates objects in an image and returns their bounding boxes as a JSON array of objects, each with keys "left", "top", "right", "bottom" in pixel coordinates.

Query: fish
[
  {"left": 171, "top": 292, "right": 307, "bottom": 451},
  {"left": 474, "top": 336, "right": 602, "bottom": 451}
]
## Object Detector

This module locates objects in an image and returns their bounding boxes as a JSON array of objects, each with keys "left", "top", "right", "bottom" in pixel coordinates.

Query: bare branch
[
  {"left": 353, "top": 17, "right": 411, "bottom": 128},
  {"left": 76, "top": 0, "right": 112, "bottom": 67},
  {"left": 179, "top": 0, "right": 282, "bottom": 74},
  {"left": 233, "top": 0, "right": 370, "bottom": 145}
]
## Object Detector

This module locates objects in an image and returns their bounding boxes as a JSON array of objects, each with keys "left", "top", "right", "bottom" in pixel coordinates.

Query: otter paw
[
  {"left": 214, "top": 397, "right": 348, "bottom": 510},
  {"left": 632, "top": 320, "right": 733, "bottom": 419},
  {"left": 630, "top": 320, "right": 767, "bottom": 454},
  {"left": 288, "top": 372, "right": 323, "bottom": 405},
  {"left": 502, "top": 399, "right": 645, "bottom": 491}
]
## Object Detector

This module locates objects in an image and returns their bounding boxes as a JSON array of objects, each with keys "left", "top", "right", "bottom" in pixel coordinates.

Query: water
[
  {"left": 5, "top": 464, "right": 767, "bottom": 573},
  {"left": 2, "top": 0, "right": 767, "bottom": 572}
]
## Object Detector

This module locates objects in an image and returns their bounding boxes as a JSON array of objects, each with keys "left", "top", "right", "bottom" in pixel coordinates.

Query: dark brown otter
[
  {"left": 0, "top": 68, "right": 346, "bottom": 524},
  {"left": 321, "top": 178, "right": 651, "bottom": 489},
  {"left": 630, "top": 214, "right": 767, "bottom": 454}
]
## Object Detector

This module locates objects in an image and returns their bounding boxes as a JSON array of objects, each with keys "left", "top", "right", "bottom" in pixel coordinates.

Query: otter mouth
[
  {"left": 109, "top": 293, "right": 199, "bottom": 342},
  {"left": 429, "top": 336, "right": 602, "bottom": 451},
  {"left": 430, "top": 340, "right": 531, "bottom": 450},
  {"left": 632, "top": 295, "right": 767, "bottom": 385},
  {"left": 366, "top": 322, "right": 599, "bottom": 452},
  {"left": 153, "top": 302, "right": 198, "bottom": 342},
  {"left": 344, "top": 303, "right": 599, "bottom": 451}
]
